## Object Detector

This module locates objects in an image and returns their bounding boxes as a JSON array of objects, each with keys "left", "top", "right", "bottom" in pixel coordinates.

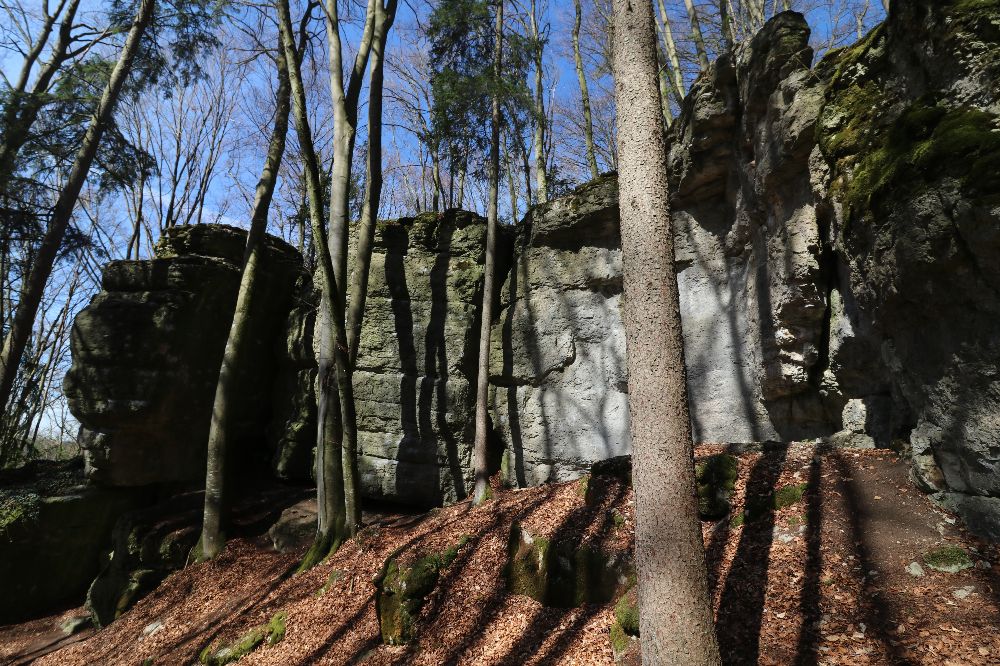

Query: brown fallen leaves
[{"left": 24, "top": 446, "right": 1000, "bottom": 666}]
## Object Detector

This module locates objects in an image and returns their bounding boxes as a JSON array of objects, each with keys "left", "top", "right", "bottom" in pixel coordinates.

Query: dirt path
[{"left": 6, "top": 446, "right": 998, "bottom": 665}]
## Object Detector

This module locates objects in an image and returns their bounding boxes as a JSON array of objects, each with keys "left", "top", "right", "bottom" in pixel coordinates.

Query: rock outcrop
[
  {"left": 354, "top": 210, "right": 511, "bottom": 505},
  {"left": 65, "top": 225, "right": 313, "bottom": 486},
  {"left": 54, "top": 0, "right": 1000, "bottom": 539},
  {"left": 489, "top": 175, "right": 629, "bottom": 486},
  {"left": 488, "top": 0, "right": 1000, "bottom": 539},
  {"left": 817, "top": 0, "right": 1000, "bottom": 536},
  {"left": 0, "top": 460, "right": 149, "bottom": 623}
]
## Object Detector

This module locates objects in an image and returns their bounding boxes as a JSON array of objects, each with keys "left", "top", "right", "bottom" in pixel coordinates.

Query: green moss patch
[
  {"left": 614, "top": 592, "right": 639, "bottom": 636},
  {"left": 609, "top": 587, "right": 639, "bottom": 658},
  {"left": 505, "top": 523, "right": 633, "bottom": 608},
  {"left": 923, "top": 545, "right": 974, "bottom": 573},
  {"left": 199, "top": 612, "right": 288, "bottom": 665},
  {"left": 376, "top": 537, "right": 470, "bottom": 645},
  {"left": 736, "top": 482, "right": 809, "bottom": 526},
  {"left": 843, "top": 103, "right": 1000, "bottom": 218}
]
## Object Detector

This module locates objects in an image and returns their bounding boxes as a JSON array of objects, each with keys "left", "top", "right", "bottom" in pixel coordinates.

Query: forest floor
[{"left": 3, "top": 445, "right": 1000, "bottom": 666}]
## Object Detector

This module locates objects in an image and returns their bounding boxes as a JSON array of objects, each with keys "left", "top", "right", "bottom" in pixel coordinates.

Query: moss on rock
[
  {"left": 923, "top": 545, "right": 974, "bottom": 573},
  {"left": 376, "top": 538, "right": 470, "bottom": 645},
  {"left": 695, "top": 454, "right": 739, "bottom": 520},
  {"left": 505, "top": 522, "right": 632, "bottom": 608},
  {"left": 609, "top": 587, "right": 639, "bottom": 662},
  {"left": 199, "top": 612, "right": 288, "bottom": 666},
  {"left": 736, "top": 482, "right": 809, "bottom": 526}
]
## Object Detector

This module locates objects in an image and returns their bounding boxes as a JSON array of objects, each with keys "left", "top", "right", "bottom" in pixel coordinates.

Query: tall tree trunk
[
  {"left": 325, "top": 0, "right": 378, "bottom": 537},
  {"left": 0, "top": 0, "right": 155, "bottom": 424},
  {"left": 682, "top": 0, "right": 710, "bottom": 70},
  {"left": 529, "top": 0, "right": 547, "bottom": 203},
  {"left": 720, "top": 0, "right": 734, "bottom": 49},
  {"left": 472, "top": 0, "right": 503, "bottom": 506},
  {"left": 277, "top": 0, "right": 347, "bottom": 568},
  {"left": 572, "top": 0, "right": 599, "bottom": 181},
  {"left": 610, "top": 0, "right": 721, "bottom": 663},
  {"left": 655, "top": 0, "right": 685, "bottom": 102},
  {"left": 199, "top": 46, "right": 291, "bottom": 562},
  {"left": 347, "top": 0, "right": 397, "bottom": 372},
  {"left": 456, "top": 160, "right": 467, "bottom": 208},
  {"left": 654, "top": 45, "right": 674, "bottom": 127}
]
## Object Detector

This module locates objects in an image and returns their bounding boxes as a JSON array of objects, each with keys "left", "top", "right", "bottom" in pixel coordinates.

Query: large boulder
[
  {"left": 354, "top": 210, "right": 513, "bottom": 505},
  {"left": 0, "top": 459, "right": 150, "bottom": 623},
  {"left": 64, "top": 225, "right": 313, "bottom": 486}
]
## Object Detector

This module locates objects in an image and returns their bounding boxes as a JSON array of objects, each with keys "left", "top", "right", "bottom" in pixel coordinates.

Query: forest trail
[{"left": 2, "top": 445, "right": 998, "bottom": 666}]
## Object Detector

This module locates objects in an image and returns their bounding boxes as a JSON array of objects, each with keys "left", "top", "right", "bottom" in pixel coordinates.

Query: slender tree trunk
[
  {"left": 199, "top": 46, "right": 291, "bottom": 562},
  {"left": 655, "top": 46, "right": 674, "bottom": 127},
  {"left": 655, "top": 0, "right": 685, "bottom": 101},
  {"left": 720, "top": 0, "right": 734, "bottom": 49},
  {"left": 682, "top": 0, "right": 710, "bottom": 70},
  {"left": 456, "top": 161, "right": 467, "bottom": 208},
  {"left": 610, "top": 0, "right": 721, "bottom": 663},
  {"left": 346, "top": 0, "right": 397, "bottom": 369},
  {"left": 278, "top": 0, "right": 347, "bottom": 568},
  {"left": 0, "top": 0, "right": 155, "bottom": 424},
  {"left": 325, "top": 0, "right": 378, "bottom": 537},
  {"left": 472, "top": 0, "right": 503, "bottom": 506},
  {"left": 572, "top": 0, "right": 599, "bottom": 181},
  {"left": 529, "top": 0, "right": 547, "bottom": 203}
]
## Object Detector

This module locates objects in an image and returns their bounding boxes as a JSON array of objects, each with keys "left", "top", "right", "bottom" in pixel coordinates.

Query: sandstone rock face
[
  {"left": 490, "top": 176, "right": 629, "bottom": 486},
  {"left": 817, "top": 0, "right": 1000, "bottom": 535},
  {"left": 65, "top": 225, "right": 312, "bottom": 486},
  {"left": 487, "top": 0, "right": 1000, "bottom": 542},
  {"left": 54, "top": 1, "right": 1000, "bottom": 539},
  {"left": 354, "top": 211, "right": 512, "bottom": 505}
]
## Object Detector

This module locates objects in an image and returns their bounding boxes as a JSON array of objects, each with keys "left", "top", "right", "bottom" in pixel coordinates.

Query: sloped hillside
[{"left": 4, "top": 445, "right": 999, "bottom": 666}]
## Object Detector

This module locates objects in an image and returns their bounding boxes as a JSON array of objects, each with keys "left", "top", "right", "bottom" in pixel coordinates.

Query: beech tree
[
  {"left": 199, "top": 39, "right": 292, "bottom": 561},
  {"left": 610, "top": 0, "right": 720, "bottom": 663},
  {"left": 278, "top": 0, "right": 397, "bottom": 568}
]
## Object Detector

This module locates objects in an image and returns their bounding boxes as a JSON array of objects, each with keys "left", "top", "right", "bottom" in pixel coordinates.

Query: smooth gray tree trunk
[
  {"left": 572, "top": 0, "right": 599, "bottom": 181},
  {"left": 199, "top": 46, "right": 291, "bottom": 561},
  {"left": 277, "top": 0, "right": 347, "bottom": 568}
]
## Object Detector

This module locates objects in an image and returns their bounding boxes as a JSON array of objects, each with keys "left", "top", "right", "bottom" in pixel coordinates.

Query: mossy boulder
[
  {"left": 922, "top": 545, "right": 974, "bottom": 573},
  {"left": 199, "top": 611, "right": 287, "bottom": 665},
  {"left": 0, "top": 459, "right": 151, "bottom": 623},
  {"left": 376, "top": 538, "right": 469, "bottom": 645},
  {"left": 695, "top": 454, "right": 740, "bottom": 520},
  {"left": 505, "top": 523, "right": 632, "bottom": 608},
  {"left": 65, "top": 224, "right": 313, "bottom": 487},
  {"left": 733, "top": 482, "right": 808, "bottom": 527},
  {"left": 609, "top": 587, "right": 640, "bottom": 665},
  {"left": 586, "top": 453, "right": 737, "bottom": 521}
]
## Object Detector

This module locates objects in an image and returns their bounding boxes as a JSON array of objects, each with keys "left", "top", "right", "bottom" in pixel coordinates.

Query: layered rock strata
[{"left": 65, "top": 225, "right": 313, "bottom": 486}]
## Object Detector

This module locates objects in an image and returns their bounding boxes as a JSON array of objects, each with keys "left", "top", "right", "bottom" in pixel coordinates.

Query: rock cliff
[
  {"left": 353, "top": 210, "right": 512, "bottom": 505},
  {"left": 57, "top": 0, "right": 1000, "bottom": 537},
  {"left": 490, "top": 0, "right": 1000, "bottom": 537},
  {"left": 64, "top": 225, "right": 313, "bottom": 486}
]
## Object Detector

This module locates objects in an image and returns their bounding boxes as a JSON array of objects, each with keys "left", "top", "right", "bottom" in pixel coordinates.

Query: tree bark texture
[{"left": 610, "top": 0, "right": 721, "bottom": 663}]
